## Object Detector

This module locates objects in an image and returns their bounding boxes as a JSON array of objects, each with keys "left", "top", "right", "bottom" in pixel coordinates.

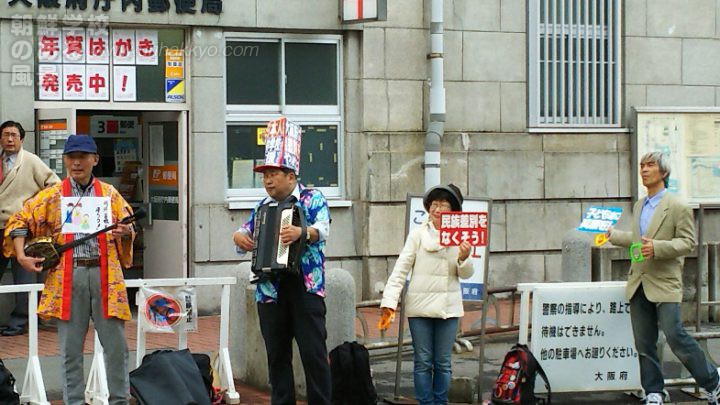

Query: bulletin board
[{"left": 633, "top": 107, "right": 720, "bottom": 206}]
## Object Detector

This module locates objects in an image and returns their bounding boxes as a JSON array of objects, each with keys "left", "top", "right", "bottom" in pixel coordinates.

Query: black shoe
[
  {"left": 1, "top": 327, "right": 26, "bottom": 336},
  {"left": 38, "top": 320, "right": 57, "bottom": 331}
]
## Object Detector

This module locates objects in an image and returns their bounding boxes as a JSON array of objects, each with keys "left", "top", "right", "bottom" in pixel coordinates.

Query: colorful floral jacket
[
  {"left": 240, "top": 184, "right": 330, "bottom": 303},
  {"left": 3, "top": 178, "right": 134, "bottom": 321}
]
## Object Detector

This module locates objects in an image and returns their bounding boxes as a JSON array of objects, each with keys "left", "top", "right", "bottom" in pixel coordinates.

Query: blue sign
[
  {"left": 165, "top": 79, "right": 185, "bottom": 103},
  {"left": 577, "top": 206, "right": 623, "bottom": 233}
]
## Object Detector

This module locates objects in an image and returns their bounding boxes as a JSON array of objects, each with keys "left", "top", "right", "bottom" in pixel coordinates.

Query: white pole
[{"left": 425, "top": 0, "right": 445, "bottom": 191}]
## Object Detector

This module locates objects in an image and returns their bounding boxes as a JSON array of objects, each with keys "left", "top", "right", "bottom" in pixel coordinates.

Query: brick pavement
[
  {"left": 0, "top": 316, "right": 221, "bottom": 359},
  {"left": 0, "top": 316, "right": 277, "bottom": 404}
]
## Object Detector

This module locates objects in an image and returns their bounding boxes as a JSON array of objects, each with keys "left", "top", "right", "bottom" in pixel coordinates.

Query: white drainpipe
[{"left": 425, "top": 0, "right": 445, "bottom": 191}]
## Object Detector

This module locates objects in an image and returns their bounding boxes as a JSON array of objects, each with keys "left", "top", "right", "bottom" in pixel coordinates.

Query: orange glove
[{"left": 377, "top": 307, "right": 395, "bottom": 331}]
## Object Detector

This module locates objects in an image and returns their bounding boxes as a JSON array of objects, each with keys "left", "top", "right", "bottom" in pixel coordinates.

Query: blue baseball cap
[{"left": 63, "top": 134, "right": 97, "bottom": 154}]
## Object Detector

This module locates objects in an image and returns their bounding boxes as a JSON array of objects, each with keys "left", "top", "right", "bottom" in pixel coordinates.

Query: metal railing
[
  {"left": 0, "top": 283, "right": 49, "bottom": 405},
  {"left": 354, "top": 286, "right": 523, "bottom": 403},
  {"left": 0, "top": 277, "right": 240, "bottom": 405},
  {"left": 85, "top": 277, "right": 240, "bottom": 405},
  {"left": 355, "top": 287, "right": 521, "bottom": 351}
]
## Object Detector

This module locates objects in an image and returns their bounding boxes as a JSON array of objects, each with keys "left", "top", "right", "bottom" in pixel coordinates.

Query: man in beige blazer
[
  {"left": 609, "top": 152, "right": 720, "bottom": 405},
  {"left": 0, "top": 120, "right": 59, "bottom": 336}
]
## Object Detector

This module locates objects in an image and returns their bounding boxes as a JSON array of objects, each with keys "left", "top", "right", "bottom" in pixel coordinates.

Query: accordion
[{"left": 251, "top": 197, "right": 307, "bottom": 283}]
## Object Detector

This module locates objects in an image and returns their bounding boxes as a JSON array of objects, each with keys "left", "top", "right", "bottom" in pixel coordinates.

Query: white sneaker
[
  {"left": 646, "top": 392, "right": 663, "bottom": 405},
  {"left": 708, "top": 368, "right": 720, "bottom": 405},
  {"left": 708, "top": 381, "right": 720, "bottom": 405}
]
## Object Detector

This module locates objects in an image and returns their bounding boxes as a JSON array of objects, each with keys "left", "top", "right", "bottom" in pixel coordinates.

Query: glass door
[{"left": 141, "top": 111, "right": 187, "bottom": 278}]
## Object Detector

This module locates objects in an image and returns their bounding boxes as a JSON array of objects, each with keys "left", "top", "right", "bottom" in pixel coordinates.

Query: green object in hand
[{"left": 629, "top": 243, "right": 645, "bottom": 263}]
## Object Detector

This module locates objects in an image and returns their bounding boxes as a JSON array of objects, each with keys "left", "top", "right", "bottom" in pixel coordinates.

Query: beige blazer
[
  {"left": 609, "top": 192, "right": 695, "bottom": 303},
  {"left": 0, "top": 148, "right": 60, "bottom": 227},
  {"left": 381, "top": 221, "right": 474, "bottom": 319}
]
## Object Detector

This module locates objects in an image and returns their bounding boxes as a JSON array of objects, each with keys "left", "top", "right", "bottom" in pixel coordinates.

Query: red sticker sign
[
  {"left": 439, "top": 212, "right": 489, "bottom": 247},
  {"left": 144, "top": 293, "right": 183, "bottom": 328}
]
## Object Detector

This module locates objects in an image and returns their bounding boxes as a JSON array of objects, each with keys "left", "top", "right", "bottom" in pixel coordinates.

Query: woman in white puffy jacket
[{"left": 379, "top": 184, "right": 474, "bottom": 405}]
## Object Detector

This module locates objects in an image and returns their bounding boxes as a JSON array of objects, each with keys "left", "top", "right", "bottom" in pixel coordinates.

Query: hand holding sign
[{"left": 458, "top": 241, "right": 471, "bottom": 262}]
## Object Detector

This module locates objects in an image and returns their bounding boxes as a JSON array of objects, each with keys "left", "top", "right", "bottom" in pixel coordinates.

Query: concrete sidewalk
[
  {"left": 1, "top": 312, "right": 718, "bottom": 404},
  {"left": 370, "top": 334, "right": 715, "bottom": 404}
]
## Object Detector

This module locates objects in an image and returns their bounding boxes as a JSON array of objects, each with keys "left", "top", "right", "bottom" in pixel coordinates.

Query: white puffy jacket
[{"left": 380, "top": 221, "right": 474, "bottom": 319}]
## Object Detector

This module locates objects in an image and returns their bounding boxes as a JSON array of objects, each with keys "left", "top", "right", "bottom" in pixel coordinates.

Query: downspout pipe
[{"left": 425, "top": 0, "right": 446, "bottom": 191}]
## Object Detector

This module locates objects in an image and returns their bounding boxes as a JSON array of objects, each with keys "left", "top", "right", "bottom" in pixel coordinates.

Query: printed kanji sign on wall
[
  {"left": 86, "top": 29, "right": 110, "bottom": 64},
  {"left": 86, "top": 64, "right": 109, "bottom": 101},
  {"left": 63, "top": 64, "right": 86, "bottom": 100},
  {"left": 38, "top": 28, "right": 62, "bottom": 63},
  {"left": 38, "top": 64, "right": 62, "bottom": 100},
  {"left": 62, "top": 27, "right": 86, "bottom": 64},
  {"left": 113, "top": 65, "right": 137, "bottom": 101},
  {"left": 112, "top": 29, "right": 135, "bottom": 65},
  {"left": 135, "top": 30, "right": 158, "bottom": 65}
]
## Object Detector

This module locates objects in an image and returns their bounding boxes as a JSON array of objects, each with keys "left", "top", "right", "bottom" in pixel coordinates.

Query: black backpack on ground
[
  {"left": 191, "top": 353, "right": 214, "bottom": 401},
  {"left": 129, "top": 349, "right": 211, "bottom": 405},
  {"left": 491, "top": 344, "right": 551, "bottom": 405},
  {"left": 329, "top": 341, "right": 378, "bottom": 405},
  {"left": 0, "top": 359, "right": 20, "bottom": 405}
]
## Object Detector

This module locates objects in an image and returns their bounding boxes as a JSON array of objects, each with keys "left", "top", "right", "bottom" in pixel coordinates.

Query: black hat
[{"left": 423, "top": 183, "right": 463, "bottom": 212}]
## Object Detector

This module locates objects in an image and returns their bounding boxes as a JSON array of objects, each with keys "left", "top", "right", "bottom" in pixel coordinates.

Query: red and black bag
[{"left": 491, "top": 344, "right": 551, "bottom": 405}]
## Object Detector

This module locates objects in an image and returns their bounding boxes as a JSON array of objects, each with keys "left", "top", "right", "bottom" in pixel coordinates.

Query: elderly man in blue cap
[{"left": 5, "top": 134, "right": 136, "bottom": 405}]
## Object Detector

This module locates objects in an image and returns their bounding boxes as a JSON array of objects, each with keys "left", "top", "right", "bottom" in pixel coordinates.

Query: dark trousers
[
  {"left": 630, "top": 285, "right": 719, "bottom": 394},
  {"left": 0, "top": 253, "right": 37, "bottom": 331},
  {"left": 257, "top": 273, "right": 331, "bottom": 405}
]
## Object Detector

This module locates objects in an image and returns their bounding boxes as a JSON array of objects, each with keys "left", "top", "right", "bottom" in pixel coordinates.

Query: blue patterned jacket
[{"left": 239, "top": 184, "right": 330, "bottom": 303}]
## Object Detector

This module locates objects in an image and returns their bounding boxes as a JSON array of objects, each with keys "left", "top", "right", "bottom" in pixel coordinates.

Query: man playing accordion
[{"left": 233, "top": 118, "right": 332, "bottom": 405}]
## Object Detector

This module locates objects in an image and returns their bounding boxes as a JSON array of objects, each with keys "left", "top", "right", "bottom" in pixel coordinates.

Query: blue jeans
[
  {"left": 630, "top": 285, "right": 719, "bottom": 395},
  {"left": 408, "top": 317, "right": 459, "bottom": 405}
]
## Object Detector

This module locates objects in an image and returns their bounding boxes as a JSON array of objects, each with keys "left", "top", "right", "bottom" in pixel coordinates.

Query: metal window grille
[{"left": 529, "top": 0, "right": 622, "bottom": 127}]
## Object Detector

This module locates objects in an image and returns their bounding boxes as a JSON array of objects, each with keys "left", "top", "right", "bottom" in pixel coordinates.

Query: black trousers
[
  {"left": 0, "top": 253, "right": 36, "bottom": 330},
  {"left": 257, "top": 273, "right": 331, "bottom": 405}
]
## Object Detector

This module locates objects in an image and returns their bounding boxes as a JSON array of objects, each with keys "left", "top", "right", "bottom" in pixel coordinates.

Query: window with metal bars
[{"left": 528, "top": 0, "right": 622, "bottom": 128}]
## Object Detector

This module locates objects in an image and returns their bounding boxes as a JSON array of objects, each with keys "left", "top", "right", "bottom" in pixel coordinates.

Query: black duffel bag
[
  {"left": 130, "top": 349, "right": 211, "bottom": 405},
  {"left": 0, "top": 359, "right": 20, "bottom": 405}
]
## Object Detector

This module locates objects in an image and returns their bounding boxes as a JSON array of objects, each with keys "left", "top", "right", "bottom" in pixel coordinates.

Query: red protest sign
[{"left": 439, "top": 212, "right": 488, "bottom": 247}]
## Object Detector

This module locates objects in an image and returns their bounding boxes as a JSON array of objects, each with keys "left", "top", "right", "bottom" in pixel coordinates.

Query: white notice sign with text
[{"left": 530, "top": 284, "right": 640, "bottom": 392}]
